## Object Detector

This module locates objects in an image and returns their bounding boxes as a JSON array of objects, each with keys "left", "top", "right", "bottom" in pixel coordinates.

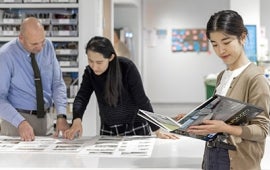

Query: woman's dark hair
[
  {"left": 206, "top": 10, "right": 248, "bottom": 40},
  {"left": 85, "top": 36, "right": 122, "bottom": 107}
]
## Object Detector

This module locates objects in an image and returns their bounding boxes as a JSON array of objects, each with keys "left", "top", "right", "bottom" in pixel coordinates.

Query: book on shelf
[{"left": 138, "top": 94, "right": 264, "bottom": 141}]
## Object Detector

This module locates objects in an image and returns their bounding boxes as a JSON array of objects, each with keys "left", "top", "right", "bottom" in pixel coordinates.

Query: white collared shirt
[{"left": 216, "top": 62, "right": 251, "bottom": 96}]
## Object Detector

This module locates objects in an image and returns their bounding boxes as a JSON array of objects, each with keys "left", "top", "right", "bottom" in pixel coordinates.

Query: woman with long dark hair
[{"left": 64, "top": 36, "right": 178, "bottom": 139}]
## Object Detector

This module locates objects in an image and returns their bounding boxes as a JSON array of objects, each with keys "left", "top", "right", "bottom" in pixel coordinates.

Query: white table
[{"left": 0, "top": 136, "right": 269, "bottom": 170}]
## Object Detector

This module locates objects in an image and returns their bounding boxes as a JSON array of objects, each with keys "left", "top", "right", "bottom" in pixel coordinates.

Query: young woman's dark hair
[
  {"left": 206, "top": 10, "right": 248, "bottom": 40},
  {"left": 85, "top": 36, "right": 122, "bottom": 107}
]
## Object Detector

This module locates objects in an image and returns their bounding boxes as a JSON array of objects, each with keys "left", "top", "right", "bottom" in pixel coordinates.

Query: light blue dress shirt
[{"left": 0, "top": 38, "right": 67, "bottom": 128}]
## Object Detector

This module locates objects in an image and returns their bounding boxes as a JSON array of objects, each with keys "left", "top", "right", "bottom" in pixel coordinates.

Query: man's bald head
[
  {"left": 19, "top": 17, "right": 46, "bottom": 54},
  {"left": 20, "top": 17, "right": 45, "bottom": 36}
]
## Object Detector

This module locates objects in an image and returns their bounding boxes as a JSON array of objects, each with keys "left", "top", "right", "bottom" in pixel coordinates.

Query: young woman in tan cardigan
[{"left": 187, "top": 10, "right": 270, "bottom": 170}]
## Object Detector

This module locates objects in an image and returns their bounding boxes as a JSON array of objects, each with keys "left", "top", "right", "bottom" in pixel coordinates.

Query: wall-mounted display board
[{"left": 171, "top": 28, "right": 208, "bottom": 52}]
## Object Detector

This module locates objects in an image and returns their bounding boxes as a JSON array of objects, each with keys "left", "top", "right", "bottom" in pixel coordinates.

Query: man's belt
[
  {"left": 16, "top": 108, "right": 49, "bottom": 116},
  {"left": 207, "top": 140, "right": 236, "bottom": 150}
]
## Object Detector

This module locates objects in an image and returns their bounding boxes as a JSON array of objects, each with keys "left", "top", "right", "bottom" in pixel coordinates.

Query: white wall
[{"left": 142, "top": 0, "right": 228, "bottom": 103}]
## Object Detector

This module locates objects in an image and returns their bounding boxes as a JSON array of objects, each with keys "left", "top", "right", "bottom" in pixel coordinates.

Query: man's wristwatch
[{"left": 57, "top": 114, "right": 67, "bottom": 119}]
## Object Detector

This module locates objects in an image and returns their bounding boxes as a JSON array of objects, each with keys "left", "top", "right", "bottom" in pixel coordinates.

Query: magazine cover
[{"left": 138, "top": 95, "right": 264, "bottom": 141}]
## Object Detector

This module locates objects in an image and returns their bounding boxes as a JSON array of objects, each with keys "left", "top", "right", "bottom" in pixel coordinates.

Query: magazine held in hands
[{"left": 138, "top": 94, "right": 263, "bottom": 141}]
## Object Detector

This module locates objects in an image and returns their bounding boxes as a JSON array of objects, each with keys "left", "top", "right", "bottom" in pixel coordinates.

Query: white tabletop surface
[{"left": 0, "top": 135, "right": 269, "bottom": 170}]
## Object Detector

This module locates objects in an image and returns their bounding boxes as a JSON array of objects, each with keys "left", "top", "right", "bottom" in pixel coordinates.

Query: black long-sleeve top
[{"left": 72, "top": 57, "right": 159, "bottom": 132}]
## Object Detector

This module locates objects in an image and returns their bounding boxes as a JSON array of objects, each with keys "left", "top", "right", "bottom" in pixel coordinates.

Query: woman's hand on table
[{"left": 154, "top": 129, "right": 179, "bottom": 139}]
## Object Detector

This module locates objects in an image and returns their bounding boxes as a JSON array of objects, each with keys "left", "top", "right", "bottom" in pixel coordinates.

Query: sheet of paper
[
  {"left": 79, "top": 136, "right": 155, "bottom": 157},
  {"left": 0, "top": 135, "right": 155, "bottom": 157}
]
